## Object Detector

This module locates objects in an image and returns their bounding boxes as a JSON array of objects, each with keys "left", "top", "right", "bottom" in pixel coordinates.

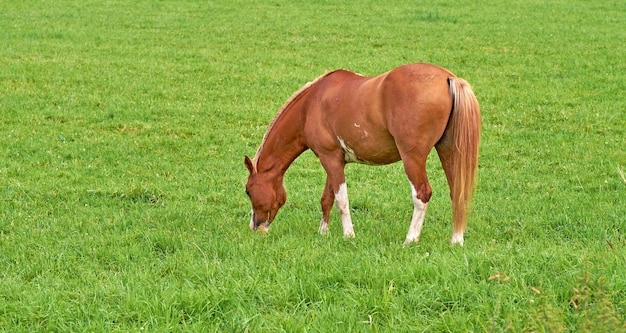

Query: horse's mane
[{"left": 251, "top": 70, "right": 338, "bottom": 169}]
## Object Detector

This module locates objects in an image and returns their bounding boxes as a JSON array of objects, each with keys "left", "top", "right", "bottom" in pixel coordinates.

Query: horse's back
[
  {"left": 304, "top": 63, "right": 455, "bottom": 164},
  {"left": 317, "top": 63, "right": 454, "bottom": 118}
]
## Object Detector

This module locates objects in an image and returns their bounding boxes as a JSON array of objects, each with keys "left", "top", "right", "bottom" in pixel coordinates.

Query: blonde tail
[{"left": 447, "top": 78, "right": 481, "bottom": 240}]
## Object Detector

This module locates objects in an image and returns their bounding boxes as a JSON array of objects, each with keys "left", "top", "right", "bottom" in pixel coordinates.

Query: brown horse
[{"left": 244, "top": 63, "right": 480, "bottom": 245}]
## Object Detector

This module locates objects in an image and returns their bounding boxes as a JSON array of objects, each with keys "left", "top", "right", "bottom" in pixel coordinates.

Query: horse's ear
[{"left": 244, "top": 156, "right": 255, "bottom": 174}]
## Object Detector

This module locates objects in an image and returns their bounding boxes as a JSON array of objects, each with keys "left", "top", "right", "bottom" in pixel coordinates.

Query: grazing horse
[{"left": 244, "top": 63, "right": 480, "bottom": 245}]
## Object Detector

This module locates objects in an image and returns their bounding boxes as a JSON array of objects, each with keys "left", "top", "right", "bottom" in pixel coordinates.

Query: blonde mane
[{"left": 251, "top": 71, "right": 337, "bottom": 168}]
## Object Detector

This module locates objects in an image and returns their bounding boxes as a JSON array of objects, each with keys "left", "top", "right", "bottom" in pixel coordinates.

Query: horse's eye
[{"left": 245, "top": 190, "right": 250, "bottom": 197}]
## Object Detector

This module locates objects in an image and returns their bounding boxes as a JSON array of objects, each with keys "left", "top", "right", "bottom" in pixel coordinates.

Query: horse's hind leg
[{"left": 401, "top": 156, "right": 432, "bottom": 244}]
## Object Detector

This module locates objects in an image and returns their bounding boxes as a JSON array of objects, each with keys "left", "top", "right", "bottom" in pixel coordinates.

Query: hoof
[
  {"left": 403, "top": 238, "right": 419, "bottom": 245},
  {"left": 319, "top": 221, "right": 329, "bottom": 235},
  {"left": 450, "top": 232, "right": 464, "bottom": 246}
]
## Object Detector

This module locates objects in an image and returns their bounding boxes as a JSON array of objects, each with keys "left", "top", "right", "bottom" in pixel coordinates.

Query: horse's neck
[{"left": 256, "top": 106, "right": 307, "bottom": 176}]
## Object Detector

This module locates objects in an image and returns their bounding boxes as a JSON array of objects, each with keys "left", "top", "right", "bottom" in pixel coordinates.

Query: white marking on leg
[
  {"left": 451, "top": 232, "right": 464, "bottom": 246},
  {"left": 354, "top": 123, "right": 361, "bottom": 128},
  {"left": 319, "top": 218, "right": 329, "bottom": 234},
  {"left": 404, "top": 183, "right": 428, "bottom": 244},
  {"left": 335, "top": 182, "right": 355, "bottom": 237}
]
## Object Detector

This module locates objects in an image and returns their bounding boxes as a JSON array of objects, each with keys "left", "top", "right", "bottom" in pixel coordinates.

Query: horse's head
[{"left": 244, "top": 156, "right": 286, "bottom": 233}]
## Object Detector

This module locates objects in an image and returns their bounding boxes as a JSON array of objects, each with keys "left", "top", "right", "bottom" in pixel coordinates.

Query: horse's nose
[{"left": 249, "top": 210, "right": 270, "bottom": 233}]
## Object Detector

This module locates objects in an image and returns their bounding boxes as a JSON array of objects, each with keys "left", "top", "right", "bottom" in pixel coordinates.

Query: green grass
[{"left": 1, "top": 0, "right": 625, "bottom": 331}]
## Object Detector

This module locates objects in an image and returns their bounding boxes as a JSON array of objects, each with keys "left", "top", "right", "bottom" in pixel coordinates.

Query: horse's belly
[{"left": 337, "top": 135, "right": 400, "bottom": 165}]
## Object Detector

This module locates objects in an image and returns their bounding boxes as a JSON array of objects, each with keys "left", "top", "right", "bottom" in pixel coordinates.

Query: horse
[{"left": 244, "top": 63, "right": 480, "bottom": 245}]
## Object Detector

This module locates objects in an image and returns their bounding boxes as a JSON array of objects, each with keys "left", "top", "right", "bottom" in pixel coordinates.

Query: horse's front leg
[
  {"left": 319, "top": 178, "right": 334, "bottom": 235},
  {"left": 319, "top": 157, "right": 355, "bottom": 237}
]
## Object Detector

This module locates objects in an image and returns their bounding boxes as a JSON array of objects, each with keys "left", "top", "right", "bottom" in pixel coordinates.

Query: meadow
[{"left": 0, "top": 0, "right": 624, "bottom": 331}]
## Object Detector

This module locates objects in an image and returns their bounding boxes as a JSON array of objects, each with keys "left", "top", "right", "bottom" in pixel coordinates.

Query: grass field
[{"left": 1, "top": 0, "right": 625, "bottom": 331}]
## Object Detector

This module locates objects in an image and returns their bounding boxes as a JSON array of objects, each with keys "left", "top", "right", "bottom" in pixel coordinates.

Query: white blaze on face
[
  {"left": 249, "top": 209, "right": 255, "bottom": 230},
  {"left": 404, "top": 183, "right": 429, "bottom": 244}
]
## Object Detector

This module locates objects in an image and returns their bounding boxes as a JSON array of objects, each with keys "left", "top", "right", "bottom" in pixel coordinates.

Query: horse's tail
[{"left": 445, "top": 77, "right": 481, "bottom": 243}]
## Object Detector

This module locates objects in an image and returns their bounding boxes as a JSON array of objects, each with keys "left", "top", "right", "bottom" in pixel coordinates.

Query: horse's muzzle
[
  {"left": 249, "top": 212, "right": 270, "bottom": 233},
  {"left": 252, "top": 222, "right": 270, "bottom": 233}
]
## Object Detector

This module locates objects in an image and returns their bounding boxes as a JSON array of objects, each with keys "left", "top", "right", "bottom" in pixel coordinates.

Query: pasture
[{"left": 1, "top": 0, "right": 624, "bottom": 331}]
